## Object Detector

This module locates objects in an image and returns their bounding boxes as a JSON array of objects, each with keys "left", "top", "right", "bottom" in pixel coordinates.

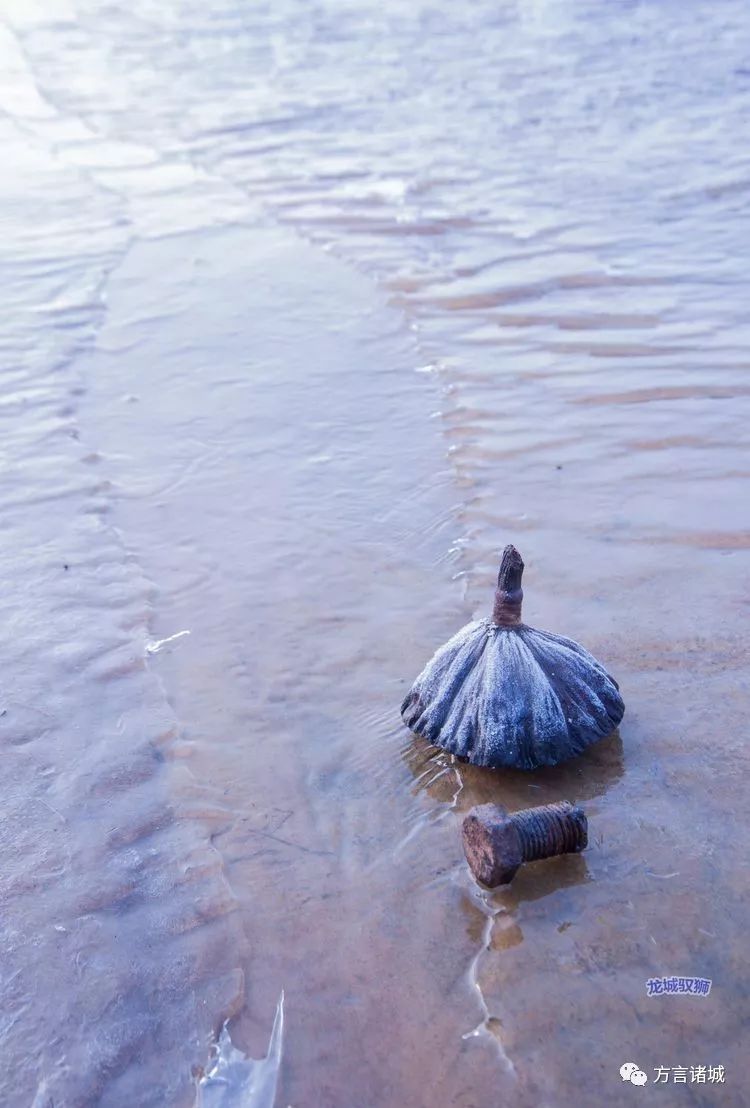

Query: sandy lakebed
[{"left": 1, "top": 2, "right": 749, "bottom": 1106}]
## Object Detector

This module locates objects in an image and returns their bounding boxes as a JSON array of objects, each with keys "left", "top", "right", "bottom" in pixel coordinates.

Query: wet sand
[
  {"left": 77, "top": 225, "right": 495, "bottom": 1106},
  {"left": 2, "top": 1, "right": 750, "bottom": 1105}
]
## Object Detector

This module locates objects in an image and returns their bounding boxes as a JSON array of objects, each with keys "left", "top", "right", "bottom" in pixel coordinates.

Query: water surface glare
[{"left": 1, "top": 1, "right": 749, "bottom": 1105}]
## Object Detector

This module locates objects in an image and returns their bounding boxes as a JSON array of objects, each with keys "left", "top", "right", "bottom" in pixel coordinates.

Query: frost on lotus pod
[{"left": 401, "top": 545, "right": 625, "bottom": 770}]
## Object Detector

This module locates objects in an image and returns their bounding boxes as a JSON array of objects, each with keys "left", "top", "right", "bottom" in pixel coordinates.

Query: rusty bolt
[{"left": 462, "top": 801, "right": 588, "bottom": 887}]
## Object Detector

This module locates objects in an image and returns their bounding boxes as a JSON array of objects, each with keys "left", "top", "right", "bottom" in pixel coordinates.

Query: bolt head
[{"left": 462, "top": 804, "right": 523, "bottom": 887}]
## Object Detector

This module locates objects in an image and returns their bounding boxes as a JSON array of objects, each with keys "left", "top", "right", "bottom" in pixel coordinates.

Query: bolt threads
[{"left": 511, "top": 802, "right": 587, "bottom": 863}]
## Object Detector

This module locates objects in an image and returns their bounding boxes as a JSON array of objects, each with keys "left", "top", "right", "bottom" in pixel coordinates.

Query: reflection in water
[
  {"left": 490, "top": 853, "right": 591, "bottom": 908},
  {"left": 405, "top": 730, "right": 625, "bottom": 811}
]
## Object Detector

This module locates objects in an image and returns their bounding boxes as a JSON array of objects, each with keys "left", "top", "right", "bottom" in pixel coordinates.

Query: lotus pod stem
[{"left": 492, "top": 544, "right": 524, "bottom": 626}]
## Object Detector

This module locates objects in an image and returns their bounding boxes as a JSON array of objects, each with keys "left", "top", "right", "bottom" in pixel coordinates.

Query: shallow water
[{"left": 1, "top": 0, "right": 749, "bottom": 1105}]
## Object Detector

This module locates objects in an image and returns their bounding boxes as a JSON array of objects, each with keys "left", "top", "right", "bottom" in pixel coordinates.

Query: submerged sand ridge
[{"left": 77, "top": 227, "right": 494, "bottom": 1106}]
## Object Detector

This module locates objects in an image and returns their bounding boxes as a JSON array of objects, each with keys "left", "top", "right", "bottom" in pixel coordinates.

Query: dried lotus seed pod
[{"left": 401, "top": 545, "right": 624, "bottom": 770}]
